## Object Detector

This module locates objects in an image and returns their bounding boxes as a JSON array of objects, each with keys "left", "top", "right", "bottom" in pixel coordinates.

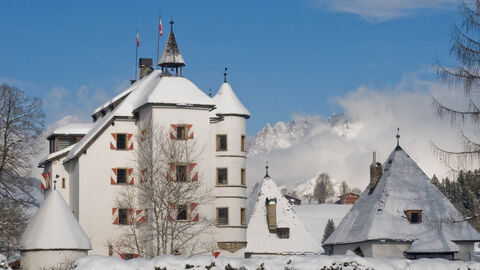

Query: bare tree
[
  {"left": 313, "top": 173, "right": 334, "bottom": 204},
  {"left": 0, "top": 85, "right": 44, "bottom": 202},
  {"left": 302, "top": 193, "right": 314, "bottom": 205},
  {"left": 0, "top": 85, "right": 44, "bottom": 260},
  {"left": 434, "top": 1, "right": 480, "bottom": 172},
  {"left": 111, "top": 117, "right": 215, "bottom": 257},
  {"left": 339, "top": 181, "right": 350, "bottom": 197}
]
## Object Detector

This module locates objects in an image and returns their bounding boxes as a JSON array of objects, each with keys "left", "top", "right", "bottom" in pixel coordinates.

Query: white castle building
[{"left": 39, "top": 21, "right": 249, "bottom": 257}]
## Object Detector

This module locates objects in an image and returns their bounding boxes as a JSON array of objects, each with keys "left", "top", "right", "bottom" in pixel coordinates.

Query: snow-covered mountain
[{"left": 247, "top": 113, "right": 360, "bottom": 157}]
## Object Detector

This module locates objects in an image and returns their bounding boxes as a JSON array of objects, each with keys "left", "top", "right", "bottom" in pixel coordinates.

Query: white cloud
[
  {"left": 247, "top": 72, "right": 474, "bottom": 192},
  {"left": 314, "top": 0, "right": 457, "bottom": 22}
]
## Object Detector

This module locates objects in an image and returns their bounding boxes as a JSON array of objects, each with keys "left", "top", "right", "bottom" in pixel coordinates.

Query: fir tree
[{"left": 322, "top": 219, "right": 335, "bottom": 243}]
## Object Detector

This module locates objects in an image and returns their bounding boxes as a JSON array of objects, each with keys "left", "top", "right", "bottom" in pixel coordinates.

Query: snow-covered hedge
[
  {"left": 0, "top": 254, "right": 11, "bottom": 270},
  {"left": 74, "top": 254, "right": 480, "bottom": 270}
]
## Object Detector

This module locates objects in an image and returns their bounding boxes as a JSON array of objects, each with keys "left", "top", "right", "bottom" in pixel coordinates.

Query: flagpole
[
  {"left": 156, "top": 12, "right": 161, "bottom": 68},
  {"left": 135, "top": 29, "right": 138, "bottom": 80}
]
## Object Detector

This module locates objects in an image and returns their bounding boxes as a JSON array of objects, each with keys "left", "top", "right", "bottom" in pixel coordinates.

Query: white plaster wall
[
  {"left": 20, "top": 250, "right": 87, "bottom": 270},
  {"left": 213, "top": 116, "right": 247, "bottom": 248},
  {"left": 76, "top": 118, "right": 137, "bottom": 255},
  {"left": 371, "top": 242, "right": 411, "bottom": 258},
  {"left": 455, "top": 242, "right": 474, "bottom": 261}
]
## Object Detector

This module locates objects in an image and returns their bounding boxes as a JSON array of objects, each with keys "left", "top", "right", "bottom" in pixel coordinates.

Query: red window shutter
[
  {"left": 112, "top": 208, "right": 119, "bottom": 224},
  {"left": 192, "top": 172, "right": 198, "bottom": 181},
  {"left": 190, "top": 202, "right": 198, "bottom": 212},
  {"left": 191, "top": 214, "right": 199, "bottom": 222},
  {"left": 187, "top": 124, "right": 193, "bottom": 139},
  {"left": 128, "top": 168, "right": 134, "bottom": 185},
  {"left": 127, "top": 133, "right": 134, "bottom": 150},
  {"left": 110, "top": 133, "right": 117, "bottom": 150},
  {"left": 111, "top": 168, "right": 117, "bottom": 185}
]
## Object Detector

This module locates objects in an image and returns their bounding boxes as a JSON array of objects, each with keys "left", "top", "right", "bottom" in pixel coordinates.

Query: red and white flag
[
  {"left": 136, "top": 32, "right": 140, "bottom": 47},
  {"left": 159, "top": 18, "right": 163, "bottom": 37}
]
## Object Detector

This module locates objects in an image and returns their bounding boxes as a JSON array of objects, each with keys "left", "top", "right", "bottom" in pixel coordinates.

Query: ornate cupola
[{"left": 158, "top": 20, "right": 186, "bottom": 77}]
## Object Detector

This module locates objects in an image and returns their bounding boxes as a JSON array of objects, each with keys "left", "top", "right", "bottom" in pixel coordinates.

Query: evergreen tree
[{"left": 322, "top": 219, "right": 335, "bottom": 243}]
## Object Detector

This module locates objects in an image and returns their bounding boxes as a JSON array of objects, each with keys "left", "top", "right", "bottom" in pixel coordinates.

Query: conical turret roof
[
  {"left": 325, "top": 146, "right": 480, "bottom": 246},
  {"left": 158, "top": 21, "right": 185, "bottom": 68},
  {"left": 21, "top": 190, "right": 91, "bottom": 251},
  {"left": 212, "top": 82, "right": 250, "bottom": 118},
  {"left": 245, "top": 173, "right": 323, "bottom": 254}
]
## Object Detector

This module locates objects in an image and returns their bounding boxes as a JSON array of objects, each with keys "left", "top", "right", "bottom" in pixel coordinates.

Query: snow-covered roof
[
  {"left": 21, "top": 189, "right": 91, "bottom": 250},
  {"left": 325, "top": 146, "right": 480, "bottom": 246},
  {"left": 51, "top": 123, "right": 93, "bottom": 136},
  {"left": 38, "top": 144, "right": 76, "bottom": 166},
  {"left": 245, "top": 174, "right": 323, "bottom": 254},
  {"left": 92, "top": 86, "right": 134, "bottom": 116},
  {"left": 407, "top": 231, "right": 459, "bottom": 253},
  {"left": 212, "top": 82, "right": 249, "bottom": 118},
  {"left": 65, "top": 70, "right": 214, "bottom": 162}
]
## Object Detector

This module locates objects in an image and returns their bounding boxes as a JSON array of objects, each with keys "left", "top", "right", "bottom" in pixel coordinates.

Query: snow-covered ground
[
  {"left": 72, "top": 254, "right": 480, "bottom": 270},
  {"left": 294, "top": 204, "right": 352, "bottom": 244}
]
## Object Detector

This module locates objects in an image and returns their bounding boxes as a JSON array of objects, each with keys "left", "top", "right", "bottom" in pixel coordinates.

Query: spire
[
  {"left": 396, "top": 128, "right": 400, "bottom": 147},
  {"left": 224, "top": 67, "right": 228, "bottom": 83},
  {"left": 265, "top": 161, "right": 270, "bottom": 178},
  {"left": 158, "top": 20, "right": 185, "bottom": 76}
]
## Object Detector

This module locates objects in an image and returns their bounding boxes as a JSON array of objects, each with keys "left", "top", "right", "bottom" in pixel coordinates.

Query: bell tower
[{"left": 158, "top": 21, "right": 186, "bottom": 76}]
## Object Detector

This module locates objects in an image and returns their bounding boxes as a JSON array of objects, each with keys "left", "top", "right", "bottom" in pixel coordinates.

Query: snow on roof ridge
[
  {"left": 21, "top": 189, "right": 91, "bottom": 250},
  {"left": 212, "top": 82, "right": 250, "bottom": 118},
  {"left": 51, "top": 123, "right": 93, "bottom": 136},
  {"left": 38, "top": 144, "right": 76, "bottom": 166},
  {"left": 324, "top": 146, "right": 480, "bottom": 246},
  {"left": 245, "top": 175, "right": 323, "bottom": 254},
  {"left": 65, "top": 71, "right": 214, "bottom": 162}
]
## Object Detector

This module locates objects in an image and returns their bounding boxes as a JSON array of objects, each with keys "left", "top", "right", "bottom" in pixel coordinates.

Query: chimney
[
  {"left": 369, "top": 152, "right": 382, "bottom": 192},
  {"left": 139, "top": 58, "right": 154, "bottom": 79},
  {"left": 265, "top": 198, "right": 277, "bottom": 232}
]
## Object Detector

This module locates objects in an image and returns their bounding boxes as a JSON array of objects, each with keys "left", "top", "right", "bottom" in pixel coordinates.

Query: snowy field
[
  {"left": 294, "top": 204, "right": 352, "bottom": 243},
  {"left": 70, "top": 254, "right": 480, "bottom": 270}
]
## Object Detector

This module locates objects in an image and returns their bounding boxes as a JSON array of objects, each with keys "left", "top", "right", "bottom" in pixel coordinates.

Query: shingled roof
[{"left": 325, "top": 146, "right": 480, "bottom": 246}]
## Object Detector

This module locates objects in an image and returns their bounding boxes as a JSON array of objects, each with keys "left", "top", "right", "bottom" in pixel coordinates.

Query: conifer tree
[{"left": 322, "top": 219, "right": 335, "bottom": 244}]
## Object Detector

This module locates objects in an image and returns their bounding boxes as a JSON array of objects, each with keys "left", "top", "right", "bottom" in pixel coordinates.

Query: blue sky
[{"left": 0, "top": 0, "right": 459, "bottom": 135}]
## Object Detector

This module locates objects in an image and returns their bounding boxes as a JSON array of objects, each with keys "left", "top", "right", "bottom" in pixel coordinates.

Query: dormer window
[
  {"left": 405, "top": 210, "right": 422, "bottom": 224},
  {"left": 277, "top": 228, "right": 289, "bottom": 239}
]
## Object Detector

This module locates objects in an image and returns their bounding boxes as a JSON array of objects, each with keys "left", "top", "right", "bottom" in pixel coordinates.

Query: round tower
[{"left": 212, "top": 72, "right": 250, "bottom": 256}]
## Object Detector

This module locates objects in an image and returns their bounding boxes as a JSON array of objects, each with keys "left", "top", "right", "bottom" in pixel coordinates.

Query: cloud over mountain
[{"left": 246, "top": 73, "right": 470, "bottom": 191}]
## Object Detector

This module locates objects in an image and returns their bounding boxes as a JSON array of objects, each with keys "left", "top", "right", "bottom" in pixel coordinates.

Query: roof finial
[
  {"left": 265, "top": 161, "right": 270, "bottom": 178},
  {"left": 53, "top": 180, "right": 57, "bottom": 190},
  {"left": 208, "top": 88, "right": 212, "bottom": 97},
  {"left": 396, "top": 128, "right": 400, "bottom": 147},
  {"left": 224, "top": 67, "right": 228, "bottom": 83},
  {"left": 170, "top": 20, "right": 174, "bottom": 32}
]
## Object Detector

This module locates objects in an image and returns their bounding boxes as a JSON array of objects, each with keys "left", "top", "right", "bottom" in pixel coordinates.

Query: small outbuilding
[
  {"left": 20, "top": 189, "right": 91, "bottom": 270},
  {"left": 245, "top": 166, "right": 323, "bottom": 257},
  {"left": 324, "top": 141, "right": 480, "bottom": 261}
]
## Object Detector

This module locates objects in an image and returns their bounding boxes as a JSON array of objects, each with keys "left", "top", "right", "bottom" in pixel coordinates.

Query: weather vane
[{"left": 224, "top": 67, "right": 228, "bottom": 83}]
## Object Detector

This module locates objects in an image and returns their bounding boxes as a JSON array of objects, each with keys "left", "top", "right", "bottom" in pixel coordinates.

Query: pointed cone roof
[
  {"left": 325, "top": 146, "right": 480, "bottom": 246},
  {"left": 158, "top": 21, "right": 185, "bottom": 68},
  {"left": 21, "top": 190, "right": 91, "bottom": 251},
  {"left": 212, "top": 82, "right": 250, "bottom": 118},
  {"left": 245, "top": 174, "right": 323, "bottom": 254}
]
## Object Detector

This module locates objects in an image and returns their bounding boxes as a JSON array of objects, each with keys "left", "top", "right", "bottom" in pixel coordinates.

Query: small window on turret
[
  {"left": 241, "top": 135, "right": 246, "bottom": 152},
  {"left": 216, "top": 135, "right": 227, "bottom": 151},
  {"left": 217, "top": 168, "right": 228, "bottom": 185}
]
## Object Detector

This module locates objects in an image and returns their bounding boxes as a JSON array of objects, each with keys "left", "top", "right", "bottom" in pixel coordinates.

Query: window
[
  {"left": 177, "top": 205, "right": 188, "bottom": 221},
  {"left": 176, "top": 165, "right": 187, "bottom": 182},
  {"left": 217, "top": 168, "right": 228, "bottom": 185},
  {"left": 122, "top": 254, "right": 136, "bottom": 260},
  {"left": 241, "top": 135, "right": 246, "bottom": 152},
  {"left": 118, "top": 208, "right": 129, "bottom": 225},
  {"left": 217, "top": 207, "right": 228, "bottom": 225},
  {"left": 241, "top": 208, "right": 246, "bottom": 225},
  {"left": 354, "top": 247, "right": 364, "bottom": 257},
  {"left": 117, "top": 134, "right": 127, "bottom": 150},
  {"left": 117, "top": 168, "right": 127, "bottom": 184},
  {"left": 176, "top": 125, "right": 187, "bottom": 140},
  {"left": 108, "top": 245, "right": 113, "bottom": 256},
  {"left": 241, "top": 168, "right": 246, "bottom": 186},
  {"left": 277, "top": 228, "right": 290, "bottom": 239},
  {"left": 405, "top": 210, "right": 422, "bottom": 224},
  {"left": 216, "top": 135, "right": 227, "bottom": 151},
  {"left": 62, "top": 178, "right": 66, "bottom": 189}
]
